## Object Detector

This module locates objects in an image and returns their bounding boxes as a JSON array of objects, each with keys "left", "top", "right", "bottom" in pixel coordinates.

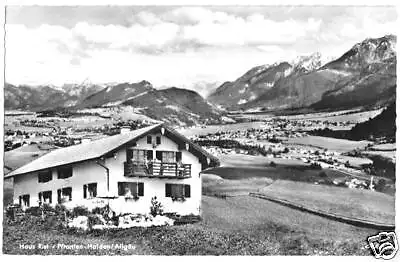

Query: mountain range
[
  {"left": 5, "top": 34, "right": 396, "bottom": 125},
  {"left": 208, "top": 34, "right": 396, "bottom": 112},
  {"left": 5, "top": 80, "right": 222, "bottom": 126}
]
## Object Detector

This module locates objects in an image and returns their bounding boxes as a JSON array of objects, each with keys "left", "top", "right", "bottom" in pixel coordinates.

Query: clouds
[{"left": 5, "top": 6, "right": 397, "bottom": 91}]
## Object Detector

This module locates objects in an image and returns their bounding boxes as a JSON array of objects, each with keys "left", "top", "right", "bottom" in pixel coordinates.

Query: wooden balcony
[{"left": 124, "top": 161, "right": 191, "bottom": 179}]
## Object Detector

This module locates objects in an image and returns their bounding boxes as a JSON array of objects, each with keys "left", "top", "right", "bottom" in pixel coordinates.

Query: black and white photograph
[{"left": 1, "top": 2, "right": 398, "bottom": 257}]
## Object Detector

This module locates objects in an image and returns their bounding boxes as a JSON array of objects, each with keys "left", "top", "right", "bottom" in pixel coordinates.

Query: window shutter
[
  {"left": 91, "top": 183, "right": 97, "bottom": 197},
  {"left": 176, "top": 152, "right": 182, "bottom": 162},
  {"left": 38, "top": 192, "right": 42, "bottom": 203},
  {"left": 165, "top": 183, "right": 172, "bottom": 197},
  {"left": 138, "top": 183, "right": 144, "bottom": 196},
  {"left": 147, "top": 150, "right": 153, "bottom": 160},
  {"left": 126, "top": 149, "right": 133, "bottom": 162},
  {"left": 156, "top": 151, "right": 163, "bottom": 161},
  {"left": 57, "top": 189, "right": 61, "bottom": 204},
  {"left": 131, "top": 183, "right": 138, "bottom": 196},
  {"left": 19, "top": 196, "right": 22, "bottom": 206},
  {"left": 83, "top": 184, "right": 87, "bottom": 199},
  {"left": 184, "top": 184, "right": 191, "bottom": 198},
  {"left": 118, "top": 182, "right": 124, "bottom": 196}
]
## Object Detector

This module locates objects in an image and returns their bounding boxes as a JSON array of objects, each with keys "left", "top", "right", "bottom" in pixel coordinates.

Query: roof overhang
[{"left": 4, "top": 123, "right": 219, "bottom": 178}]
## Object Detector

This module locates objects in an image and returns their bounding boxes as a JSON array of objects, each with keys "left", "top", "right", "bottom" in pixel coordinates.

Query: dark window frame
[
  {"left": 57, "top": 166, "right": 73, "bottom": 179},
  {"left": 38, "top": 169, "right": 52, "bottom": 183},
  {"left": 83, "top": 183, "right": 97, "bottom": 199},
  {"left": 39, "top": 190, "right": 52, "bottom": 204},
  {"left": 21, "top": 194, "right": 30, "bottom": 207},
  {"left": 147, "top": 135, "right": 152, "bottom": 144},
  {"left": 57, "top": 187, "right": 72, "bottom": 203},
  {"left": 165, "top": 183, "right": 191, "bottom": 198},
  {"left": 117, "top": 182, "right": 144, "bottom": 197},
  {"left": 156, "top": 136, "right": 161, "bottom": 145}
]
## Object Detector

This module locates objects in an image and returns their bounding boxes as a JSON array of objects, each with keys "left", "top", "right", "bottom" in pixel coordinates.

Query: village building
[{"left": 5, "top": 124, "right": 219, "bottom": 216}]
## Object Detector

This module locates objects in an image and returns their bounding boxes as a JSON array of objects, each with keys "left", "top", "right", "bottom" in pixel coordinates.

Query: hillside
[
  {"left": 349, "top": 102, "right": 396, "bottom": 141},
  {"left": 5, "top": 83, "right": 104, "bottom": 110},
  {"left": 121, "top": 87, "right": 222, "bottom": 126},
  {"left": 5, "top": 81, "right": 224, "bottom": 126},
  {"left": 310, "top": 102, "right": 396, "bottom": 143},
  {"left": 78, "top": 81, "right": 155, "bottom": 108},
  {"left": 208, "top": 35, "right": 396, "bottom": 112}
]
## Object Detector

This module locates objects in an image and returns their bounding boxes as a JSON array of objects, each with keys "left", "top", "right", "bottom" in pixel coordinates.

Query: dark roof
[{"left": 5, "top": 124, "right": 218, "bottom": 178}]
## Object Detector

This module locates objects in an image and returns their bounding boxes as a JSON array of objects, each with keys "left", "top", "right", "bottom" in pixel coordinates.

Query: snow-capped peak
[{"left": 290, "top": 52, "right": 323, "bottom": 72}]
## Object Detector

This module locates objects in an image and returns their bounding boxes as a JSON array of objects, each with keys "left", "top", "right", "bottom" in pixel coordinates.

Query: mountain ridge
[{"left": 208, "top": 34, "right": 396, "bottom": 112}]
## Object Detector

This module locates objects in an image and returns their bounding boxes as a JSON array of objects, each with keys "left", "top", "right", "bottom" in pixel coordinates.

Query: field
[
  {"left": 258, "top": 180, "right": 395, "bottom": 224},
  {"left": 3, "top": 194, "right": 377, "bottom": 255},
  {"left": 218, "top": 154, "right": 309, "bottom": 167},
  {"left": 284, "top": 135, "right": 370, "bottom": 153},
  {"left": 4, "top": 144, "right": 54, "bottom": 173},
  {"left": 280, "top": 108, "right": 383, "bottom": 123},
  {"left": 235, "top": 108, "right": 383, "bottom": 125},
  {"left": 3, "top": 157, "right": 386, "bottom": 255},
  {"left": 178, "top": 121, "right": 265, "bottom": 137}
]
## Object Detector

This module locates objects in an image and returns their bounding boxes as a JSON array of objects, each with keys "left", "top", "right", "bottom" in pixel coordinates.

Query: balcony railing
[{"left": 124, "top": 161, "right": 191, "bottom": 179}]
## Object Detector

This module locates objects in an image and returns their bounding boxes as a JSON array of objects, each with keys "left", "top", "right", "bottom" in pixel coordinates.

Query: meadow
[
  {"left": 283, "top": 135, "right": 371, "bottom": 153},
  {"left": 3, "top": 194, "right": 378, "bottom": 255},
  {"left": 258, "top": 180, "right": 395, "bottom": 224},
  {"left": 3, "top": 159, "right": 385, "bottom": 255}
]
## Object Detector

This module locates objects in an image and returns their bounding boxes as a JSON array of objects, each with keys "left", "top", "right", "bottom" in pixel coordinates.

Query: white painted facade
[{"left": 13, "top": 130, "right": 203, "bottom": 216}]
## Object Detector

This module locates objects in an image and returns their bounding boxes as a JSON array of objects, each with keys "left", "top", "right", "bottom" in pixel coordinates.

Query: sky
[{"left": 5, "top": 5, "right": 398, "bottom": 96}]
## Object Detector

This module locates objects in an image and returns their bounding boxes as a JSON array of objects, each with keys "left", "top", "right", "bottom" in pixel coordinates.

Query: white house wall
[
  {"left": 13, "top": 131, "right": 203, "bottom": 216},
  {"left": 106, "top": 132, "right": 202, "bottom": 216},
  {"left": 13, "top": 159, "right": 107, "bottom": 209}
]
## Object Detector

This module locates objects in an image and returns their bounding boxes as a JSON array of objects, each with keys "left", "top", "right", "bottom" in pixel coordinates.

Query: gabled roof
[{"left": 5, "top": 123, "right": 219, "bottom": 178}]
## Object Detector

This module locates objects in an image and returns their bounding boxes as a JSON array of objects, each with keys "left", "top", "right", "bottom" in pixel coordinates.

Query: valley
[{"left": 3, "top": 33, "right": 396, "bottom": 256}]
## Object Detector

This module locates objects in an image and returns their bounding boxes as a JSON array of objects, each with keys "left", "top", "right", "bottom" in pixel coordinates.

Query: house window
[
  {"left": 57, "top": 187, "right": 72, "bottom": 203},
  {"left": 147, "top": 135, "right": 152, "bottom": 144},
  {"left": 163, "top": 151, "right": 175, "bottom": 163},
  {"left": 156, "top": 151, "right": 176, "bottom": 163},
  {"left": 165, "top": 184, "right": 191, "bottom": 198},
  {"left": 38, "top": 190, "right": 52, "bottom": 204},
  {"left": 83, "top": 183, "right": 97, "bottom": 199},
  {"left": 118, "top": 182, "right": 144, "bottom": 197},
  {"left": 38, "top": 169, "right": 52, "bottom": 183},
  {"left": 20, "top": 194, "right": 30, "bottom": 207},
  {"left": 57, "top": 166, "right": 72, "bottom": 179},
  {"left": 146, "top": 150, "right": 153, "bottom": 160},
  {"left": 156, "top": 136, "right": 161, "bottom": 145}
]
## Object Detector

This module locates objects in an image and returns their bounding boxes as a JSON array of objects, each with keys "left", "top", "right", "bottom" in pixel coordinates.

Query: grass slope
[
  {"left": 3, "top": 195, "right": 377, "bottom": 255},
  {"left": 259, "top": 180, "right": 395, "bottom": 224}
]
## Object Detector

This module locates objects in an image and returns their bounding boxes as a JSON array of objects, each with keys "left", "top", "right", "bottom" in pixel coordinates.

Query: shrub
[
  {"left": 270, "top": 161, "right": 277, "bottom": 167},
  {"left": 310, "top": 162, "right": 322, "bottom": 170},
  {"left": 150, "top": 196, "right": 164, "bottom": 217},
  {"left": 375, "top": 179, "right": 387, "bottom": 192},
  {"left": 55, "top": 204, "right": 69, "bottom": 215},
  {"left": 283, "top": 147, "right": 290, "bottom": 154},
  {"left": 72, "top": 206, "right": 90, "bottom": 217},
  {"left": 92, "top": 206, "right": 108, "bottom": 216},
  {"left": 42, "top": 203, "right": 56, "bottom": 213},
  {"left": 25, "top": 206, "right": 41, "bottom": 216}
]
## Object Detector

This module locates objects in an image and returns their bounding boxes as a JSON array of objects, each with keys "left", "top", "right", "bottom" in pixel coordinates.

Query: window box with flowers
[{"left": 172, "top": 196, "right": 186, "bottom": 202}]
